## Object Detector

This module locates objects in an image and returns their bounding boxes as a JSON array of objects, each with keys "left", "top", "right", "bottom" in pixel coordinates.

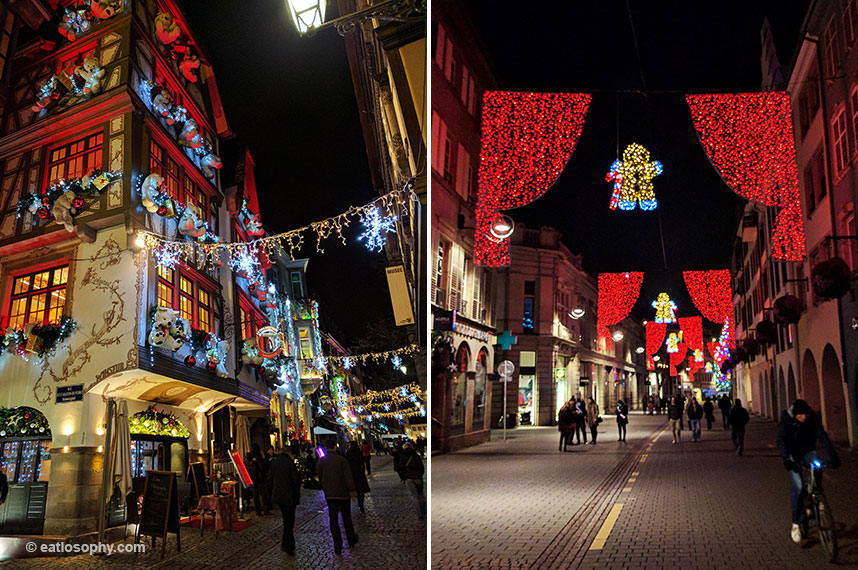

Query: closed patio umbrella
[
  {"left": 110, "top": 400, "right": 133, "bottom": 501},
  {"left": 234, "top": 414, "right": 251, "bottom": 459}
]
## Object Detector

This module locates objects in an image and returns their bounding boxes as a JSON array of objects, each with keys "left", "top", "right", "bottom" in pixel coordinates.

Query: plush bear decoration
[
  {"left": 170, "top": 317, "right": 190, "bottom": 351},
  {"left": 89, "top": 0, "right": 122, "bottom": 20},
  {"left": 51, "top": 190, "right": 79, "bottom": 232},
  {"left": 140, "top": 174, "right": 164, "bottom": 213},
  {"left": 177, "top": 207, "right": 206, "bottom": 238},
  {"left": 200, "top": 153, "right": 222, "bottom": 178},
  {"left": 154, "top": 12, "right": 182, "bottom": 45},
  {"left": 148, "top": 307, "right": 188, "bottom": 352},
  {"left": 179, "top": 120, "right": 204, "bottom": 149},
  {"left": 31, "top": 78, "right": 54, "bottom": 113},
  {"left": 180, "top": 53, "right": 200, "bottom": 83},
  {"left": 241, "top": 338, "right": 265, "bottom": 366},
  {"left": 245, "top": 212, "right": 264, "bottom": 236},
  {"left": 151, "top": 88, "right": 175, "bottom": 123},
  {"left": 74, "top": 57, "right": 105, "bottom": 96},
  {"left": 58, "top": 8, "right": 91, "bottom": 42},
  {"left": 205, "top": 337, "right": 230, "bottom": 378}
]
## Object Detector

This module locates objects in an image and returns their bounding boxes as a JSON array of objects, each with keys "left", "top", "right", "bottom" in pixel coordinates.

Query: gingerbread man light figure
[
  {"left": 605, "top": 143, "right": 663, "bottom": 211},
  {"left": 652, "top": 292, "right": 677, "bottom": 324},
  {"left": 665, "top": 332, "right": 680, "bottom": 353}
]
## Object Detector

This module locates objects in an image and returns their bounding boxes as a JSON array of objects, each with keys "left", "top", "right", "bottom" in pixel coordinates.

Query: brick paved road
[
  {"left": 1, "top": 455, "right": 427, "bottom": 569},
  {"left": 431, "top": 412, "right": 858, "bottom": 569}
]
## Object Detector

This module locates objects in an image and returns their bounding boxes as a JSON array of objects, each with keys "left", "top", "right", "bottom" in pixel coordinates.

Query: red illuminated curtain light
[
  {"left": 645, "top": 322, "right": 667, "bottom": 371},
  {"left": 670, "top": 342, "right": 688, "bottom": 375},
  {"left": 678, "top": 316, "right": 703, "bottom": 353},
  {"left": 683, "top": 269, "right": 734, "bottom": 348},
  {"left": 475, "top": 91, "right": 591, "bottom": 266},
  {"left": 597, "top": 272, "right": 644, "bottom": 352},
  {"left": 685, "top": 92, "right": 806, "bottom": 261}
]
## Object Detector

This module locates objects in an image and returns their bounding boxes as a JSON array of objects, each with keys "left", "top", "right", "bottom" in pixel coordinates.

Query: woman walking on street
[
  {"left": 668, "top": 395, "right": 683, "bottom": 443},
  {"left": 586, "top": 397, "right": 600, "bottom": 445},
  {"left": 616, "top": 400, "right": 628, "bottom": 442},
  {"left": 558, "top": 399, "right": 576, "bottom": 451},
  {"left": 703, "top": 397, "right": 716, "bottom": 430},
  {"left": 687, "top": 398, "right": 703, "bottom": 442},
  {"left": 346, "top": 442, "right": 370, "bottom": 512}
]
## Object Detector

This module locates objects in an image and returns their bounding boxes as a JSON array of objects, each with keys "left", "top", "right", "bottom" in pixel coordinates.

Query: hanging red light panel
[
  {"left": 645, "top": 322, "right": 667, "bottom": 371},
  {"left": 596, "top": 271, "right": 644, "bottom": 352},
  {"left": 678, "top": 316, "right": 703, "bottom": 353},
  {"left": 683, "top": 269, "right": 734, "bottom": 348},
  {"left": 475, "top": 91, "right": 591, "bottom": 266},
  {"left": 685, "top": 92, "right": 805, "bottom": 261}
]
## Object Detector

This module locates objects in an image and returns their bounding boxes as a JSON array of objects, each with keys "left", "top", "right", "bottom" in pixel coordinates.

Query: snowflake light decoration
[
  {"left": 606, "top": 143, "right": 663, "bottom": 211},
  {"left": 392, "top": 355, "right": 402, "bottom": 369},
  {"left": 651, "top": 292, "right": 677, "bottom": 324},
  {"left": 314, "top": 356, "right": 328, "bottom": 374},
  {"left": 229, "top": 247, "right": 261, "bottom": 280},
  {"left": 153, "top": 244, "right": 181, "bottom": 270},
  {"left": 358, "top": 207, "right": 397, "bottom": 252},
  {"left": 342, "top": 357, "right": 353, "bottom": 370}
]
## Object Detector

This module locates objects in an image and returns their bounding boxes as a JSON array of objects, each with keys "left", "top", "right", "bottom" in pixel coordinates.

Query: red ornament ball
[
  {"left": 24, "top": 414, "right": 29, "bottom": 419},
  {"left": 205, "top": 361, "right": 216, "bottom": 373},
  {"left": 71, "top": 195, "right": 85, "bottom": 209},
  {"left": 248, "top": 283, "right": 256, "bottom": 293},
  {"left": 37, "top": 206, "right": 50, "bottom": 219},
  {"left": 51, "top": 90, "right": 61, "bottom": 100},
  {"left": 42, "top": 196, "right": 52, "bottom": 206},
  {"left": 156, "top": 205, "right": 167, "bottom": 216},
  {"left": 184, "top": 355, "right": 196, "bottom": 367}
]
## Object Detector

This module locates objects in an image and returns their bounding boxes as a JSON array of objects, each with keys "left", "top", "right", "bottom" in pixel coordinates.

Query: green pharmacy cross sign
[{"left": 495, "top": 330, "right": 518, "bottom": 351}]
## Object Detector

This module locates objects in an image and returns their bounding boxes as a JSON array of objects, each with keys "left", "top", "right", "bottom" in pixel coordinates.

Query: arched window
[{"left": 0, "top": 407, "right": 51, "bottom": 484}]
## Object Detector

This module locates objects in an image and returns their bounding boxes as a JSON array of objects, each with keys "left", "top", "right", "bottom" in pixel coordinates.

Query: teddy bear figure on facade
[
  {"left": 200, "top": 153, "right": 222, "bottom": 179},
  {"left": 89, "top": 0, "right": 123, "bottom": 20},
  {"left": 148, "top": 307, "right": 189, "bottom": 352},
  {"left": 51, "top": 190, "right": 83, "bottom": 232},
  {"left": 154, "top": 12, "right": 182, "bottom": 45},
  {"left": 58, "top": 7, "right": 91, "bottom": 42},
  {"left": 241, "top": 338, "right": 265, "bottom": 367},
  {"left": 177, "top": 207, "right": 206, "bottom": 238},
  {"left": 205, "top": 337, "right": 230, "bottom": 378},
  {"left": 140, "top": 173, "right": 164, "bottom": 213},
  {"left": 179, "top": 119, "right": 205, "bottom": 149},
  {"left": 73, "top": 57, "right": 105, "bottom": 96}
]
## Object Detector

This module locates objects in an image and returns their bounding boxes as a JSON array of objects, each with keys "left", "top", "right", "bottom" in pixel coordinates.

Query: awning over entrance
[{"left": 87, "top": 369, "right": 263, "bottom": 413}]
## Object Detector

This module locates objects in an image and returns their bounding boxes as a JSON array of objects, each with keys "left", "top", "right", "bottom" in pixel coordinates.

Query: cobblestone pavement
[
  {"left": 1, "top": 455, "right": 427, "bottom": 569},
  {"left": 431, "top": 412, "right": 858, "bottom": 569}
]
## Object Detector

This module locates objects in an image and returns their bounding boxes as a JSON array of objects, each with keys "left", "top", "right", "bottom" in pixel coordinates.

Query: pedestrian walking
[
  {"left": 642, "top": 395, "right": 649, "bottom": 415},
  {"left": 246, "top": 443, "right": 269, "bottom": 516},
  {"left": 267, "top": 447, "right": 301, "bottom": 555},
  {"left": 574, "top": 397, "right": 588, "bottom": 444},
  {"left": 718, "top": 394, "right": 731, "bottom": 429},
  {"left": 317, "top": 440, "right": 358, "bottom": 555},
  {"left": 391, "top": 440, "right": 406, "bottom": 483},
  {"left": 729, "top": 398, "right": 750, "bottom": 455},
  {"left": 653, "top": 394, "right": 661, "bottom": 415},
  {"left": 703, "top": 397, "right": 716, "bottom": 430},
  {"left": 586, "top": 397, "right": 600, "bottom": 445},
  {"left": 687, "top": 398, "right": 703, "bottom": 442},
  {"left": 402, "top": 443, "right": 426, "bottom": 516},
  {"left": 346, "top": 441, "right": 371, "bottom": 512},
  {"left": 558, "top": 399, "right": 576, "bottom": 451},
  {"left": 668, "top": 395, "right": 683, "bottom": 443},
  {"left": 360, "top": 440, "right": 372, "bottom": 475},
  {"left": 616, "top": 399, "right": 628, "bottom": 442},
  {"left": 416, "top": 437, "right": 426, "bottom": 457}
]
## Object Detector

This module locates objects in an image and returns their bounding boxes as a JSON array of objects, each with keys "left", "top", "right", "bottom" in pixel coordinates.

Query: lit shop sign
[
  {"left": 554, "top": 368, "right": 566, "bottom": 381},
  {"left": 451, "top": 311, "right": 494, "bottom": 343},
  {"left": 256, "top": 325, "right": 289, "bottom": 358}
]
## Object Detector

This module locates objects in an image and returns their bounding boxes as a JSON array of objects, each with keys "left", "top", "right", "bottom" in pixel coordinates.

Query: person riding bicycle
[{"left": 776, "top": 399, "right": 841, "bottom": 544}]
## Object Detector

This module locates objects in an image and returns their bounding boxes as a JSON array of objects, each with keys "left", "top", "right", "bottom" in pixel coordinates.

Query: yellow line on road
[
  {"left": 628, "top": 477, "right": 637, "bottom": 482},
  {"left": 622, "top": 487, "right": 632, "bottom": 492},
  {"left": 631, "top": 471, "right": 639, "bottom": 476},
  {"left": 589, "top": 503, "right": 624, "bottom": 550}
]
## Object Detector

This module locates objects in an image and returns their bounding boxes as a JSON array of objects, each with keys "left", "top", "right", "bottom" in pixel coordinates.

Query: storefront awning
[{"left": 312, "top": 426, "right": 337, "bottom": 435}]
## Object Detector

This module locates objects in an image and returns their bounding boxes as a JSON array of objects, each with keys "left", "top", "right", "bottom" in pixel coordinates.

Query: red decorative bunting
[
  {"left": 683, "top": 270, "right": 734, "bottom": 348},
  {"left": 597, "top": 272, "right": 644, "bottom": 352},
  {"left": 685, "top": 92, "right": 805, "bottom": 261},
  {"left": 646, "top": 322, "right": 667, "bottom": 371},
  {"left": 475, "top": 91, "right": 592, "bottom": 266}
]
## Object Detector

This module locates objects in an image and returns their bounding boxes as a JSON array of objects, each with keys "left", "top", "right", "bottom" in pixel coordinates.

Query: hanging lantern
[
  {"left": 184, "top": 355, "right": 196, "bottom": 367},
  {"left": 756, "top": 319, "right": 778, "bottom": 345},
  {"left": 742, "top": 337, "right": 760, "bottom": 356},
  {"left": 811, "top": 257, "right": 851, "bottom": 301},
  {"left": 773, "top": 294, "right": 802, "bottom": 325}
]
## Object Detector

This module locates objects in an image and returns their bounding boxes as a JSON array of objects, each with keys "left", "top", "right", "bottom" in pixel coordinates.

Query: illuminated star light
[
  {"left": 154, "top": 245, "right": 181, "bottom": 270},
  {"left": 343, "top": 357, "right": 353, "bottom": 370},
  {"left": 358, "top": 208, "right": 397, "bottom": 252}
]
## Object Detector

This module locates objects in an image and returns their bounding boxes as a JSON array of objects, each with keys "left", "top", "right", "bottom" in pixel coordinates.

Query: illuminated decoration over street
[
  {"left": 342, "top": 357, "right": 353, "bottom": 370},
  {"left": 678, "top": 316, "right": 703, "bottom": 354},
  {"left": 597, "top": 272, "right": 644, "bottom": 351},
  {"left": 645, "top": 321, "right": 667, "bottom": 370},
  {"left": 606, "top": 143, "right": 663, "bottom": 211},
  {"left": 357, "top": 207, "right": 397, "bottom": 252},
  {"left": 665, "top": 332, "right": 680, "bottom": 353},
  {"left": 683, "top": 270, "right": 734, "bottom": 347},
  {"left": 651, "top": 292, "right": 678, "bottom": 324},
  {"left": 685, "top": 92, "right": 805, "bottom": 261},
  {"left": 391, "top": 355, "right": 402, "bottom": 369},
  {"left": 475, "top": 91, "right": 591, "bottom": 266}
]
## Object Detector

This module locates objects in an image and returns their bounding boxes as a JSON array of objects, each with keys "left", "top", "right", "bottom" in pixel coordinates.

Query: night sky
[
  {"left": 463, "top": 0, "right": 809, "bottom": 322},
  {"left": 177, "top": 1, "right": 392, "bottom": 346}
]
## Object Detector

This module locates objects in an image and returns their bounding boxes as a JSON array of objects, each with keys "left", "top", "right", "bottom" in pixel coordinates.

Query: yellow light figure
[
  {"left": 694, "top": 349, "right": 704, "bottom": 362},
  {"left": 606, "top": 143, "right": 663, "bottom": 211},
  {"left": 651, "top": 292, "right": 677, "bottom": 324},
  {"left": 665, "top": 332, "right": 680, "bottom": 353}
]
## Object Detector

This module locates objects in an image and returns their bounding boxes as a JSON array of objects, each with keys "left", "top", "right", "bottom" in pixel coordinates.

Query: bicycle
[{"left": 800, "top": 459, "right": 837, "bottom": 563}]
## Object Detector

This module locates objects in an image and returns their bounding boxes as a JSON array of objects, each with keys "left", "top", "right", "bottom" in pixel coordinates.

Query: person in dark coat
[
  {"left": 615, "top": 400, "right": 628, "bottom": 442},
  {"left": 391, "top": 440, "right": 406, "bottom": 482},
  {"left": 776, "top": 399, "right": 840, "bottom": 544},
  {"left": 574, "top": 397, "right": 588, "bottom": 444},
  {"left": 668, "top": 396, "right": 683, "bottom": 443},
  {"left": 317, "top": 440, "right": 358, "bottom": 555},
  {"left": 557, "top": 399, "right": 576, "bottom": 451},
  {"left": 402, "top": 444, "right": 426, "bottom": 516},
  {"left": 703, "top": 397, "right": 716, "bottom": 430},
  {"left": 346, "top": 442, "right": 371, "bottom": 512},
  {"left": 245, "top": 443, "right": 269, "bottom": 516},
  {"left": 266, "top": 448, "right": 301, "bottom": 554},
  {"left": 687, "top": 398, "right": 704, "bottom": 442},
  {"left": 729, "top": 399, "right": 750, "bottom": 455},
  {"left": 718, "top": 394, "right": 732, "bottom": 429}
]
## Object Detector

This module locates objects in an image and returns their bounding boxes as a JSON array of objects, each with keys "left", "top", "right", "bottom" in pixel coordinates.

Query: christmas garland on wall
[
  {"left": 130, "top": 405, "right": 191, "bottom": 438},
  {"left": 16, "top": 170, "right": 121, "bottom": 232},
  {"left": 1, "top": 317, "right": 77, "bottom": 361},
  {"left": 0, "top": 407, "right": 51, "bottom": 437}
]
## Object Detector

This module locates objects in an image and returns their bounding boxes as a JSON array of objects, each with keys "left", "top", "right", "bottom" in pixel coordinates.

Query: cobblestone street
[
  {"left": 431, "top": 412, "right": 858, "bottom": 569},
  {"left": 1, "top": 455, "right": 426, "bottom": 570}
]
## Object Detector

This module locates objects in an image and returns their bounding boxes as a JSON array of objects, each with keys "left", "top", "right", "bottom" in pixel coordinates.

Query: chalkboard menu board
[
  {"left": 136, "top": 471, "right": 181, "bottom": 559},
  {"left": 188, "top": 462, "right": 208, "bottom": 499}
]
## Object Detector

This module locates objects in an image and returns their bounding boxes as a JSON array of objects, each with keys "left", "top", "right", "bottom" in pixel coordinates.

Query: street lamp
[
  {"left": 569, "top": 308, "right": 585, "bottom": 320},
  {"left": 635, "top": 346, "right": 645, "bottom": 354},
  {"left": 285, "top": 0, "right": 425, "bottom": 36},
  {"left": 489, "top": 213, "right": 515, "bottom": 240},
  {"left": 608, "top": 324, "right": 623, "bottom": 342}
]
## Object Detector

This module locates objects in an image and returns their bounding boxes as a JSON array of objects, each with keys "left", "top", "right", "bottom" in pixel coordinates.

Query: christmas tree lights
[
  {"left": 686, "top": 92, "right": 805, "bottom": 261},
  {"left": 651, "top": 292, "right": 677, "bottom": 323},
  {"left": 475, "top": 91, "right": 591, "bottom": 266},
  {"left": 606, "top": 143, "right": 663, "bottom": 211},
  {"left": 597, "top": 272, "right": 644, "bottom": 351},
  {"left": 683, "top": 270, "right": 734, "bottom": 347}
]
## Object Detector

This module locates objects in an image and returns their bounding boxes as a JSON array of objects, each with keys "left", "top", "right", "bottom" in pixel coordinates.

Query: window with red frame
[
  {"left": 7, "top": 265, "right": 69, "bottom": 329},
  {"left": 238, "top": 295, "right": 266, "bottom": 339},
  {"left": 156, "top": 265, "right": 216, "bottom": 332},
  {"left": 46, "top": 133, "right": 103, "bottom": 187}
]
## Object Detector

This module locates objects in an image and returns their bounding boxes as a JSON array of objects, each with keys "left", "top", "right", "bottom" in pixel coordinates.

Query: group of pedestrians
[{"left": 558, "top": 396, "right": 603, "bottom": 450}]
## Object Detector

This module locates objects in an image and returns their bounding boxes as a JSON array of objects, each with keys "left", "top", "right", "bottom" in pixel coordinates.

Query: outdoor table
[
  {"left": 220, "top": 480, "right": 239, "bottom": 502},
  {"left": 197, "top": 494, "right": 237, "bottom": 537}
]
